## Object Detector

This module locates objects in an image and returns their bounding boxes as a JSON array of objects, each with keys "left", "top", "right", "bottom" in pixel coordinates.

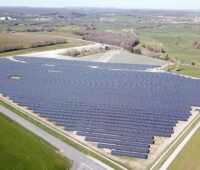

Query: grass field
[
  {"left": 0, "top": 113, "right": 72, "bottom": 170},
  {"left": 169, "top": 127, "right": 200, "bottom": 170},
  {"left": 28, "top": 31, "right": 85, "bottom": 40},
  {"left": 54, "top": 26, "right": 82, "bottom": 32},
  {"left": 137, "top": 28, "right": 200, "bottom": 77},
  {"left": 138, "top": 28, "right": 200, "bottom": 64}
]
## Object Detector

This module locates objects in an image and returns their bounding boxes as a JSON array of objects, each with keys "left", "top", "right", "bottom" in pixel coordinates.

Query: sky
[{"left": 0, "top": 0, "right": 200, "bottom": 10}]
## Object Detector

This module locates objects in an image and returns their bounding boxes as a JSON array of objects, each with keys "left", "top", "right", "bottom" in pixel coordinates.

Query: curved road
[{"left": 0, "top": 105, "right": 108, "bottom": 170}]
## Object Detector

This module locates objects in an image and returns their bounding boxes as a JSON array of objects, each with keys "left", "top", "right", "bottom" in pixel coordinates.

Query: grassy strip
[
  {"left": 0, "top": 100, "right": 126, "bottom": 170},
  {"left": 169, "top": 127, "right": 200, "bottom": 170},
  {"left": 166, "top": 64, "right": 200, "bottom": 78},
  {"left": 150, "top": 114, "right": 200, "bottom": 170},
  {"left": 0, "top": 113, "right": 72, "bottom": 170},
  {"left": 175, "top": 65, "right": 200, "bottom": 78}
]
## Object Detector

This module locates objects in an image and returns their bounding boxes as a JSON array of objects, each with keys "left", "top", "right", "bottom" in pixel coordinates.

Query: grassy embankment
[
  {"left": 169, "top": 127, "right": 200, "bottom": 170},
  {"left": 0, "top": 113, "right": 72, "bottom": 170}
]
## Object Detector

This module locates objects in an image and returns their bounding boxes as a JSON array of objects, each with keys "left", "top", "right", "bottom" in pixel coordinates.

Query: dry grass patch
[{"left": 0, "top": 33, "right": 67, "bottom": 53}]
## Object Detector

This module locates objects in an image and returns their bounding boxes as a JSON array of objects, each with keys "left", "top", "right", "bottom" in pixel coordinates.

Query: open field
[
  {"left": 54, "top": 26, "right": 83, "bottom": 32},
  {"left": 138, "top": 28, "right": 200, "bottom": 64},
  {"left": 0, "top": 113, "right": 72, "bottom": 170},
  {"left": 169, "top": 127, "right": 200, "bottom": 170},
  {"left": 0, "top": 33, "right": 67, "bottom": 52},
  {"left": 29, "top": 31, "right": 84, "bottom": 39},
  {"left": 0, "top": 33, "right": 90, "bottom": 57}
]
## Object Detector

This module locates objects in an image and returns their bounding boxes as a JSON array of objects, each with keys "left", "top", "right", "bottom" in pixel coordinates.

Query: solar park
[{"left": 0, "top": 56, "right": 200, "bottom": 160}]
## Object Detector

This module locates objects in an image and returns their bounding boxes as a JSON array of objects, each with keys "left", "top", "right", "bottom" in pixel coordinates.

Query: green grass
[
  {"left": 0, "top": 113, "right": 72, "bottom": 170},
  {"left": 138, "top": 28, "right": 200, "bottom": 64},
  {"left": 167, "top": 64, "right": 200, "bottom": 78},
  {"left": 0, "top": 100, "right": 126, "bottom": 170},
  {"left": 169, "top": 127, "right": 200, "bottom": 170},
  {"left": 177, "top": 65, "right": 200, "bottom": 78},
  {"left": 54, "top": 26, "right": 82, "bottom": 32},
  {"left": 138, "top": 27, "right": 200, "bottom": 78}
]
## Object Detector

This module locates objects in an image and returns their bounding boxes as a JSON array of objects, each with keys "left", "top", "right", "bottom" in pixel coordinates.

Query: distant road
[{"left": 0, "top": 105, "right": 108, "bottom": 170}]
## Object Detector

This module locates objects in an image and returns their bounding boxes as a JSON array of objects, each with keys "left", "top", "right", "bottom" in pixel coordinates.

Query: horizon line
[{"left": 0, "top": 6, "right": 200, "bottom": 11}]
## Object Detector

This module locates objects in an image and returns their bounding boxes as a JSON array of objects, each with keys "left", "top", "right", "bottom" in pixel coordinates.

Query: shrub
[{"left": 194, "top": 41, "right": 200, "bottom": 49}]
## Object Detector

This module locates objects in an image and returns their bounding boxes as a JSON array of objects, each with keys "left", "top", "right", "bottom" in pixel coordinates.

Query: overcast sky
[{"left": 0, "top": 0, "right": 200, "bottom": 10}]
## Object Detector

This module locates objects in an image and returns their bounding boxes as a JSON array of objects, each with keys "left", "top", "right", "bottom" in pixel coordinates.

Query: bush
[
  {"left": 142, "top": 42, "right": 165, "bottom": 53},
  {"left": 66, "top": 49, "right": 81, "bottom": 57},
  {"left": 191, "top": 62, "right": 196, "bottom": 66},
  {"left": 194, "top": 41, "right": 200, "bottom": 49}
]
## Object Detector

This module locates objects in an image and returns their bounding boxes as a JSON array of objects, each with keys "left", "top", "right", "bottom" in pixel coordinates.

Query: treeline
[
  {"left": 0, "top": 39, "right": 67, "bottom": 53},
  {"left": 73, "top": 31, "right": 140, "bottom": 51},
  {"left": 26, "top": 28, "right": 54, "bottom": 32},
  {"left": 63, "top": 45, "right": 111, "bottom": 57}
]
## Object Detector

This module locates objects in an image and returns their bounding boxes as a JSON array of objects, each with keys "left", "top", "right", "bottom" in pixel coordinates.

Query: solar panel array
[{"left": 0, "top": 56, "right": 200, "bottom": 159}]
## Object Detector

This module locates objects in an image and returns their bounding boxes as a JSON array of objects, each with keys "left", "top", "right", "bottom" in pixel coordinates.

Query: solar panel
[{"left": 0, "top": 56, "right": 199, "bottom": 159}]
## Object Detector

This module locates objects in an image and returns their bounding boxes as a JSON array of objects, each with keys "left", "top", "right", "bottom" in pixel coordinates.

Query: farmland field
[
  {"left": 0, "top": 33, "right": 90, "bottom": 57},
  {"left": 0, "top": 113, "right": 72, "bottom": 170},
  {"left": 169, "top": 127, "right": 200, "bottom": 170},
  {"left": 137, "top": 28, "right": 200, "bottom": 77},
  {"left": 0, "top": 33, "right": 66, "bottom": 52},
  {"left": 138, "top": 28, "right": 200, "bottom": 64}
]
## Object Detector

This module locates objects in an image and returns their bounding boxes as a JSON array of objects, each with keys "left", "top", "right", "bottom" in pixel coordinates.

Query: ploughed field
[{"left": 0, "top": 56, "right": 200, "bottom": 159}]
